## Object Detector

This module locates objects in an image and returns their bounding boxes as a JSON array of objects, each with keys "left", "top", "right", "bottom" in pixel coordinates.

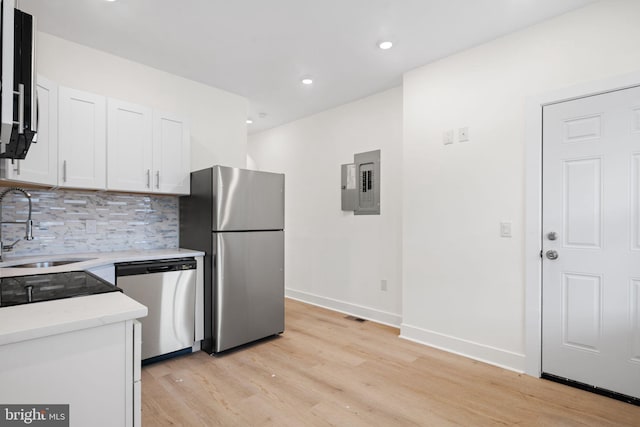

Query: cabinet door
[
  {"left": 153, "top": 111, "right": 190, "bottom": 194},
  {"left": 107, "top": 99, "right": 153, "bottom": 192},
  {"left": 0, "top": 75, "right": 58, "bottom": 185},
  {"left": 58, "top": 86, "right": 106, "bottom": 189},
  {"left": 0, "top": 322, "right": 130, "bottom": 427}
]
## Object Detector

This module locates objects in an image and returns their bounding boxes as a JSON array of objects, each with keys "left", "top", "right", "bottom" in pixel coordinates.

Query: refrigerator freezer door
[
  {"left": 213, "top": 166, "right": 284, "bottom": 231},
  {"left": 214, "top": 230, "right": 284, "bottom": 352}
]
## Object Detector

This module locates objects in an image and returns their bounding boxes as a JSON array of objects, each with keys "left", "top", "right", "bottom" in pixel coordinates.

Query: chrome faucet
[{"left": 0, "top": 187, "right": 34, "bottom": 261}]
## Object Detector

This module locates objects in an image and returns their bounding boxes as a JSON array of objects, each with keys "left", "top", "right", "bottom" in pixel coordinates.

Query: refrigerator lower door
[{"left": 213, "top": 230, "right": 284, "bottom": 352}]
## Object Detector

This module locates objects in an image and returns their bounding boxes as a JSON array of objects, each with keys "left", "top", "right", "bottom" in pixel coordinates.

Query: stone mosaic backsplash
[{"left": 0, "top": 186, "right": 179, "bottom": 257}]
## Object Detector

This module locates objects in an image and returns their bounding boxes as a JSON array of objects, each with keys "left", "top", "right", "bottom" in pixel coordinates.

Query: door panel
[
  {"left": 213, "top": 231, "right": 284, "bottom": 352},
  {"left": 563, "top": 114, "right": 601, "bottom": 143},
  {"left": 542, "top": 85, "right": 640, "bottom": 400},
  {"left": 563, "top": 158, "right": 602, "bottom": 248},
  {"left": 562, "top": 273, "right": 601, "bottom": 352}
]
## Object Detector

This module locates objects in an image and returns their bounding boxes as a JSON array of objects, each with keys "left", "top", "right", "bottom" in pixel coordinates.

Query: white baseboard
[
  {"left": 400, "top": 323, "right": 526, "bottom": 373},
  {"left": 285, "top": 288, "right": 402, "bottom": 328},
  {"left": 285, "top": 289, "right": 526, "bottom": 372}
]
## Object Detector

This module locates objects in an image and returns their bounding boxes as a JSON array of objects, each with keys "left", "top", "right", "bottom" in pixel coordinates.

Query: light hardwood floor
[{"left": 142, "top": 299, "right": 640, "bottom": 426}]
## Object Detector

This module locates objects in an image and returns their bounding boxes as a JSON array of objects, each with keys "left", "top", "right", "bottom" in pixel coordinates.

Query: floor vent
[{"left": 345, "top": 315, "right": 366, "bottom": 323}]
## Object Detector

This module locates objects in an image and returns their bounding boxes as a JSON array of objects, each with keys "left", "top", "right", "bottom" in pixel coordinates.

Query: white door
[
  {"left": 58, "top": 86, "right": 106, "bottom": 190},
  {"left": 152, "top": 111, "right": 190, "bottom": 194},
  {"left": 107, "top": 98, "right": 153, "bottom": 192},
  {"left": 542, "top": 85, "right": 640, "bottom": 400}
]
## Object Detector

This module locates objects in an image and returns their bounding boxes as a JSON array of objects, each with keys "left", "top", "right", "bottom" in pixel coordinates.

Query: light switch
[
  {"left": 443, "top": 130, "right": 454, "bottom": 145},
  {"left": 500, "top": 221, "right": 512, "bottom": 238}
]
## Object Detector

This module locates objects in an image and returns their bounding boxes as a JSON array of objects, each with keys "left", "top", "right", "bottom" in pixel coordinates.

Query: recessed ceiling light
[
  {"left": 378, "top": 41, "right": 393, "bottom": 50},
  {"left": 105, "top": 0, "right": 117, "bottom": 2},
  {"left": 301, "top": 78, "right": 313, "bottom": 85},
  {"left": 246, "top": 119, "right": 253, "bottom": 124}
]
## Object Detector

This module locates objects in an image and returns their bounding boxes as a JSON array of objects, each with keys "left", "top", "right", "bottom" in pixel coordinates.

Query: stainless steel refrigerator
[{"left": 179, "top": 166, "right": 285, "bottom": 353}]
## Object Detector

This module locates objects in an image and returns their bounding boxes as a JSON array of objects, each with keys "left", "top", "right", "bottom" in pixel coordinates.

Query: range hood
[{"left": 0, "top": 0, "right": 37, "bottom": 160}]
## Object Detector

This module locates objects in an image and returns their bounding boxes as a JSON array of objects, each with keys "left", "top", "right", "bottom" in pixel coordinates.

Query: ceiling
[{"left": 20, "top": 0, "right": 597, "bottom": 134}]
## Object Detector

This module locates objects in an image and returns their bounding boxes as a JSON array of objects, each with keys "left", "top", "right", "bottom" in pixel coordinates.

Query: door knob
[{"left": 545, "top": 250, "right": 559, "bottom": 260}]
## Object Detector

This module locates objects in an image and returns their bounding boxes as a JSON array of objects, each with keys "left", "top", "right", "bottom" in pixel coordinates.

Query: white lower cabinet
[{"left": 0, "top": 319, "right": 141, "bottom": 427}]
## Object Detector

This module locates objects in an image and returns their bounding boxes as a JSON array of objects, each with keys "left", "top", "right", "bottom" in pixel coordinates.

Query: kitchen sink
[{"left": 7, "top": 258, "right": 96, "bottom": 268}]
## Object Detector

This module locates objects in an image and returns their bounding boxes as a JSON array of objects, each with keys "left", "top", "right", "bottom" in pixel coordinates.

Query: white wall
[
  {"left": 36, "top": 33, "right": 248, "bottom": 170},
  {"left": 402, "top": 0, "right": 640, "bottom": 371},
  {"left": 248, "top": 88, "right": 403, "bottom": 326}
]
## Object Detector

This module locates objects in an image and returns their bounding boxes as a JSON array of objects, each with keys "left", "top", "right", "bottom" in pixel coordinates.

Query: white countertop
[
  {"left": 0, "top": 248, "right": 204, "bottom": 346},
  {"left": 0, "top": 292, "right": 148, "bottom": 346},
  {"left": 0, "top": 248, "right": 204, "bottom": 278}
]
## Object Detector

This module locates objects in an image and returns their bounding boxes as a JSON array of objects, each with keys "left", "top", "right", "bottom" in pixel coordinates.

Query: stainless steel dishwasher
[{"left": 115, "top": 258, "right": 196, "bottom": 361}]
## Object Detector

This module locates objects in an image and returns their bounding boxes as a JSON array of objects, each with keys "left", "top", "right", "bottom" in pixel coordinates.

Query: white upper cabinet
[
  {"left": 153, "top": 111, "right": 190, "bottom": 195},
  {"left": 58, "top": 86, "right": 106, "bottom": 190},
  {"left": 0, "top": 75, "right": 58, "bottom": 185},
  {"left": 107, "top": 99, "right": 153, "bottom": 192},
  {"left": 2, "top": 79, "right": 190, "bottom": 194},
  {"left": 107, "top": 102, "right": 190, "bottom": 195}
]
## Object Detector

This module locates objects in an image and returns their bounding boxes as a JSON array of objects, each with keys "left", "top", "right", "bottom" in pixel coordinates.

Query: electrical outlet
[
  {"left": 380, "top": 279, "right": 388, "bottom": 291},
  {"left": 458, "top": 127, "right": 469, "bottom": 142}
]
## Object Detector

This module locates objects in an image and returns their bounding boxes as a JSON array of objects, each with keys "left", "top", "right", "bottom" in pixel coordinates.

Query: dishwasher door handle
[{"left": 146, "top": 265, "right": 172, "bottom": 273}]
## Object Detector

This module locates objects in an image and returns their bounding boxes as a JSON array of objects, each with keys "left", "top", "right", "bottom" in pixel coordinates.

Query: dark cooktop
[{"left": 0, "top": 271, "right": 122, "bottom": 308}]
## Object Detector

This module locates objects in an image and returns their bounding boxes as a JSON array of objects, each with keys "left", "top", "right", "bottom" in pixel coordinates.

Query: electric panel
[{"left": 341, "top": 150, "right": 381, "bottom": 215}]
